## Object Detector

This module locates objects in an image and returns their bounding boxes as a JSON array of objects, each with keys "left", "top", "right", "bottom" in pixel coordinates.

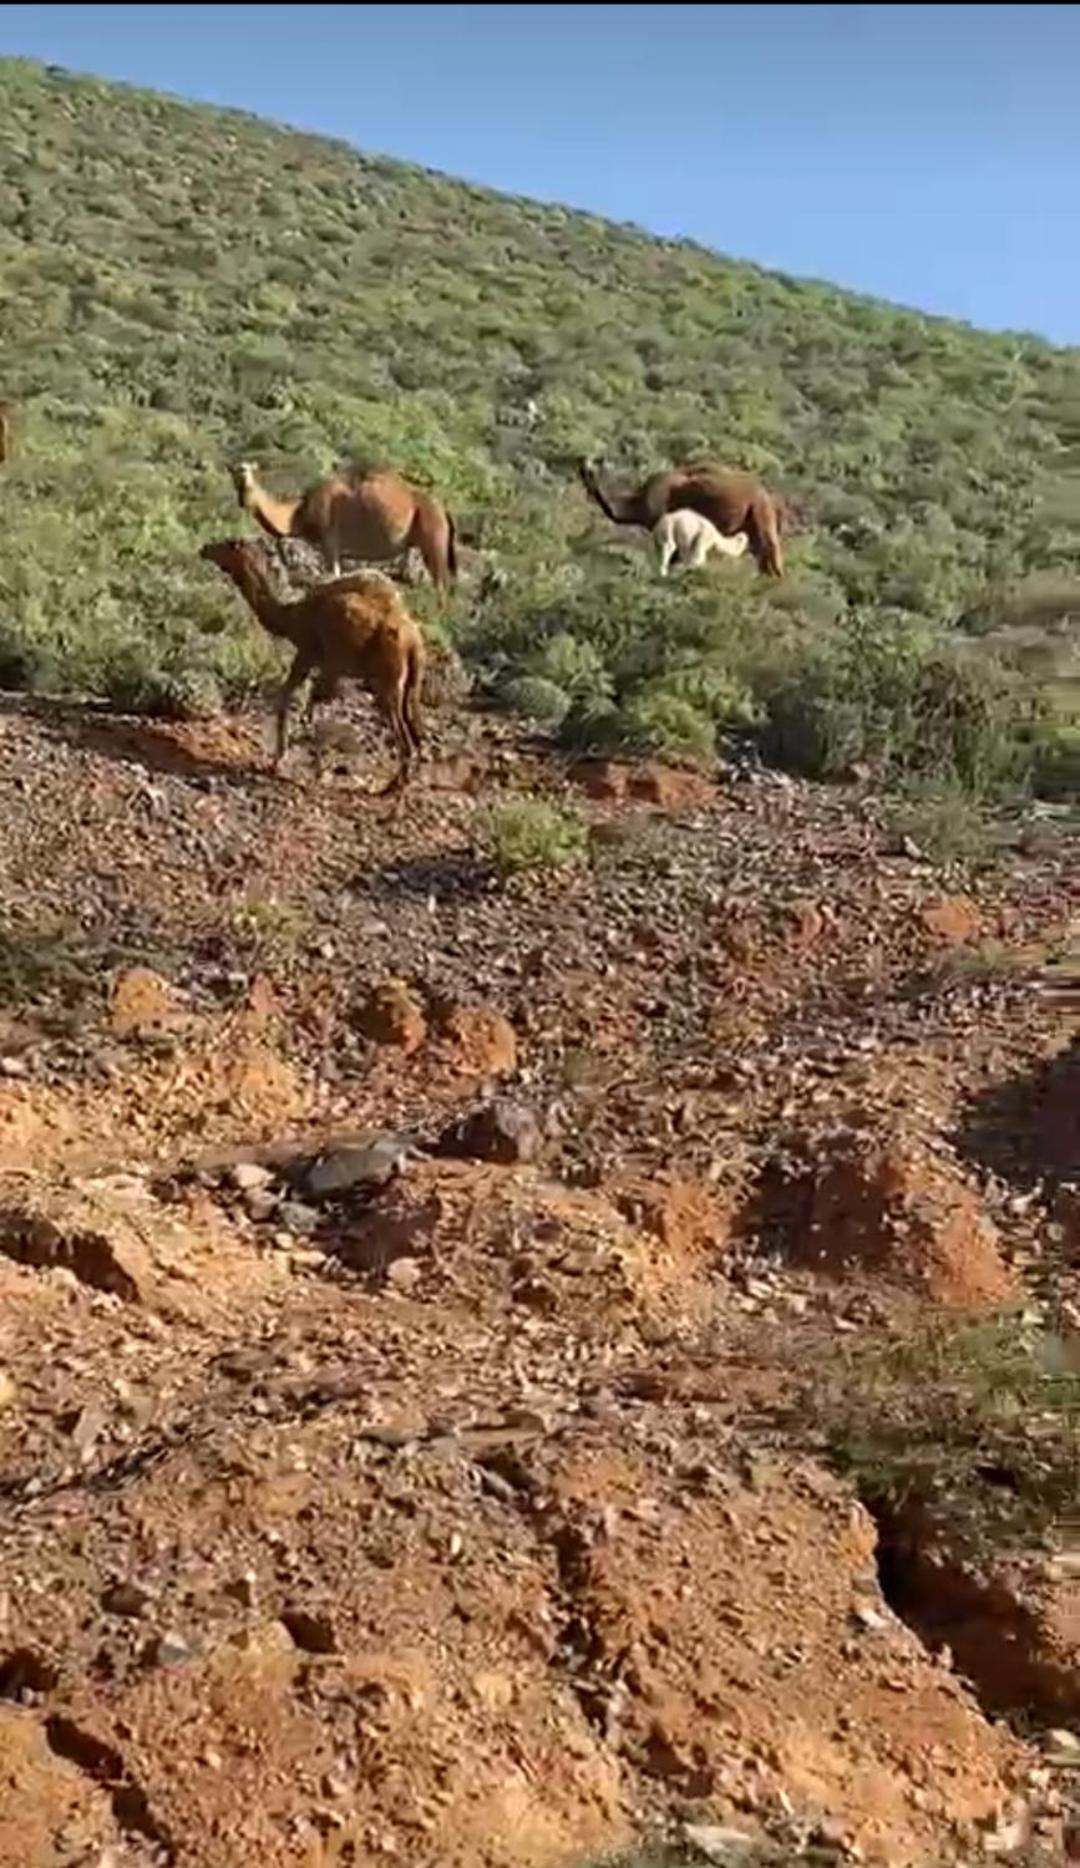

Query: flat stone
[
  {"left": 229, "top": 1161, "right": 275, "bottom": 1193},
  {"left": 153, "top": 1631, "right": 193, "bottom": 1667},
  {"left": 278, "top": 1200, "right": 320, "bottom": 1237},
  {"left": 306, "top": 1137, "right": 407, "bottom": 1199}
]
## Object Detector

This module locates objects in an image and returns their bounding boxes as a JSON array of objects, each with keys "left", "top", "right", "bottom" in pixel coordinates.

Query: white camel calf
[{"left": 654, "top": 509, "right": 749, "bottom": 577}]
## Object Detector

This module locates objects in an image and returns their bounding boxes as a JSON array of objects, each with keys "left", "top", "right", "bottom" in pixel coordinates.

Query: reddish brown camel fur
[
  {"left": 231, "top": 461, "right": 458, "bottom": 595},
  {"left": 200, "top": 537, "right": 425, "bottom": 793},
  {"left": 578, "top": 457, "right": 784, "bottom": 578}
]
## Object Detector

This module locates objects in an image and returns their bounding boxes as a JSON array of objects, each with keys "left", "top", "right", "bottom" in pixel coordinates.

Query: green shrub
[
  {"left": 757, "top": 612, "right": 1025, "bottom": 790},
  {"left": 1026, "top": 720, "right": 1080, "bottom": 800},
  {"left": 105, "top": 661, "right": 225, "bottom": 720},
  {"left": 483, "top": 796, "right": 589, "bottom": 875},
  {"left": 526, "top": 631, "right": 614, "bottom": 709},
  {"left": 887, "top": 778, "right": 998, "bottom": 865},
  {"left": 810, "top": 1318, "right": 1080, "bottom": 1552},
  {"left": 617, "top": 689, "right": 717, "bottom": 764},
  {"left": 497, "top": 674, "right": 572, "bottom": 727},
  {"left": 556, "top": 695, "right": 627, "bottom": 757}
]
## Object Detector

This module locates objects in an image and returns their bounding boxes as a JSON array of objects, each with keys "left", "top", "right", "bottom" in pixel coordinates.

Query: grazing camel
[
  {"left": 199, "top": 537, "right": 425, "bottom": 793},
  {"left": 654, "top": 510, "right": 749, "bottom": 577},
  {"left": 579, "top": 458, "right": 784, "bottom": 578},
  {"left": 230, "top": 461, "right": 458, "bottom": 594}
]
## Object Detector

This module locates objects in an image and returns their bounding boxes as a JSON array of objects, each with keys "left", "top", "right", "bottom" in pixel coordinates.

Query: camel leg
[
  {"left": 274, "top": 649, "right": 315, "bottom": 769},
  {"left": 688, "top": 535, "right": 710, "bottom": 571},
  {"left": 748, "top": 500, "right": 785, "bottom": 579},
  {"left": 304, "top": 669, "right": 340, "bottom": 730},
  {"left": 403, "top": 682, "right": 424, "bottom": 762},
  {"left": 657, "top": 539, "right": 675, "bottom": 578},
  {"left": 374, "top": 688, "right": 413, "bottom": 798},
  {"left": 304, "top": 669, "right": 340, "bottom": 781},
  {"left": 414, "top": 519, "right": 449, "bottom": 601}
]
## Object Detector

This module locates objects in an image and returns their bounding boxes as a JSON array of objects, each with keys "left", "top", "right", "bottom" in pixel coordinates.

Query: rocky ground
[{"left": 0, "top": 686, "right": 1076, "bottom": 1868}]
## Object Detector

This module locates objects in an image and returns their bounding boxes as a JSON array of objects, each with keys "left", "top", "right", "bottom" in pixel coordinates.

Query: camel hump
[{"left": 341, "top": 457, "right": 390, "bottom": 486}]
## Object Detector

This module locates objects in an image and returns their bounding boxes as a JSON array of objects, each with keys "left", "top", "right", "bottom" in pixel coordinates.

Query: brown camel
[
  {"left": 0, "top": 403, "right": 11, "bottom": 465},
  {"left": 230, "top": 461, "right": 458, "bottom": 595},
  {"left": 199, "top": 537, "right": 425, "bottom": 793},
  {"left": 578, "top": 457, "right": 784, "bottom": 578}
]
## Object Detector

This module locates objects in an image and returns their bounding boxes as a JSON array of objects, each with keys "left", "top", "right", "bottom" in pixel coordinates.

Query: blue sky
[{"left": 1, "top": 2, "right": 1077, "bottom": 343}]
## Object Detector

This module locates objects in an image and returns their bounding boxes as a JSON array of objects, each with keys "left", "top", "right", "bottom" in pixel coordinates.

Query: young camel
[
  {"left": 579, "top": 458, "right": 784, "bottom": 578},
  {"left": 231, "top": 461, "right": 458, "bottom": 594},
  {"left": 654, "top": 509, "right": 749, "bottom": 577},
  {"left": 199, "top": 537, "right": 425, "bottom": 793}
]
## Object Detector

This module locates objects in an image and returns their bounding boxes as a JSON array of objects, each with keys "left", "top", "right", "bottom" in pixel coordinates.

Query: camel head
[
  {"left": 200, "top": 536, "right": 254, "bottom": 577},
  {"left": 229, "top": 460, "right": 259, "bottom": 506}
]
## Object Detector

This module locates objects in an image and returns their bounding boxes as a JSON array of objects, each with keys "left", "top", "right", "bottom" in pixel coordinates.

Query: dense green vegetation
[{"left": 0, "top": 58, "right": 1076, "bottom": 798}]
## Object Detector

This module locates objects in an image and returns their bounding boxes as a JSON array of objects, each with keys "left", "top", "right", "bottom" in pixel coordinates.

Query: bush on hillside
[
  {"left": 756, "top": 611, "right": 1029, "bottom": 790},
  {"left": 0, "top": 59, "right": 1074, "bottom": 794},
  {"left": 483, "top": 796, "right": 589, "bottom": 875}
]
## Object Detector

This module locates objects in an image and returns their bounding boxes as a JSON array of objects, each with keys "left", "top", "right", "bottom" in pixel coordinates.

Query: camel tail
[{"left": 445, "top": 508, "right": 458, "bottom": 584}]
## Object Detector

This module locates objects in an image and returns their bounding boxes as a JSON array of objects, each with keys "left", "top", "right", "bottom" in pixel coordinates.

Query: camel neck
[
  {"left": 587, "top": 473, "right": 633, "bottom": 526},
  {"left": 244, "top": 481, "right": 299, "bottom": 538}
]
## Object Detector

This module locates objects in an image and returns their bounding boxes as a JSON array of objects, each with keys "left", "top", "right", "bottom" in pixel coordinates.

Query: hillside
[
  {"left": 0, "top": 56, "right": 1078, "bottom": 1868},
  {"left": 0, "top": 57, "right": 1077, "bottom": 804}
]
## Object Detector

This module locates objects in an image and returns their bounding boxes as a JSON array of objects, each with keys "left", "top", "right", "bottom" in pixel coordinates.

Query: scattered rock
[
  {"left": 570, "top": 760, "right": 714, "bottom": 809},
  {"left": 354, "top": 978, "right": 427, "bottom": 1053},
  {"left": 0, "top": 1198, "right": 146, "bottom": 1303},
  {"left": 437, "top": 1099, "right": 541, "bottom": 1165},
  {"left": 572, "top": 760, "right": 630, "bottom": 803},
  {"left": 68, "top": 1404, "right": 106, "bottom": 1455},
  {"left": 305, "top": 1135, "right": 408, "bottom": 1199},
  {"left": 385, "top": 1256, "right": 423, "bottom": 1292},
  {"left": 919, "top": 894, "right": 981, "bottom": 946},
  {"left": 682, "top": 1825, "right": 757, "bottom": 1862},
  {"left": 152, "top": 1631, "right": 193, "bottom": 1667},
  {"left": 109, "top": 966, "right": 185, "bottom": 1040},
  {"left": 277, "top": 1200, "right": 320, "bottom": 1238},
  {"left": 431, "top": 1002, "right": 518, "bottom": 1079},
  {"left": 228, "top": 1161, "right": 275, "bottom": 1194},
  {"left": 101, "top": 1581, "right": 150, "bottom": 1620},
  {"left": 0, "top": 1370, "right": 17, "bottom": 1411},
  {"left": 628, "top": 762, "right": 715, "bottom": 808}
]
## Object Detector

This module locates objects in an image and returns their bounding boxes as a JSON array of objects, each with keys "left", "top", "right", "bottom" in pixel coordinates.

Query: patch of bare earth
[{"left": 0, "top": 696, "right": 1075, "bottom": 1864}]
